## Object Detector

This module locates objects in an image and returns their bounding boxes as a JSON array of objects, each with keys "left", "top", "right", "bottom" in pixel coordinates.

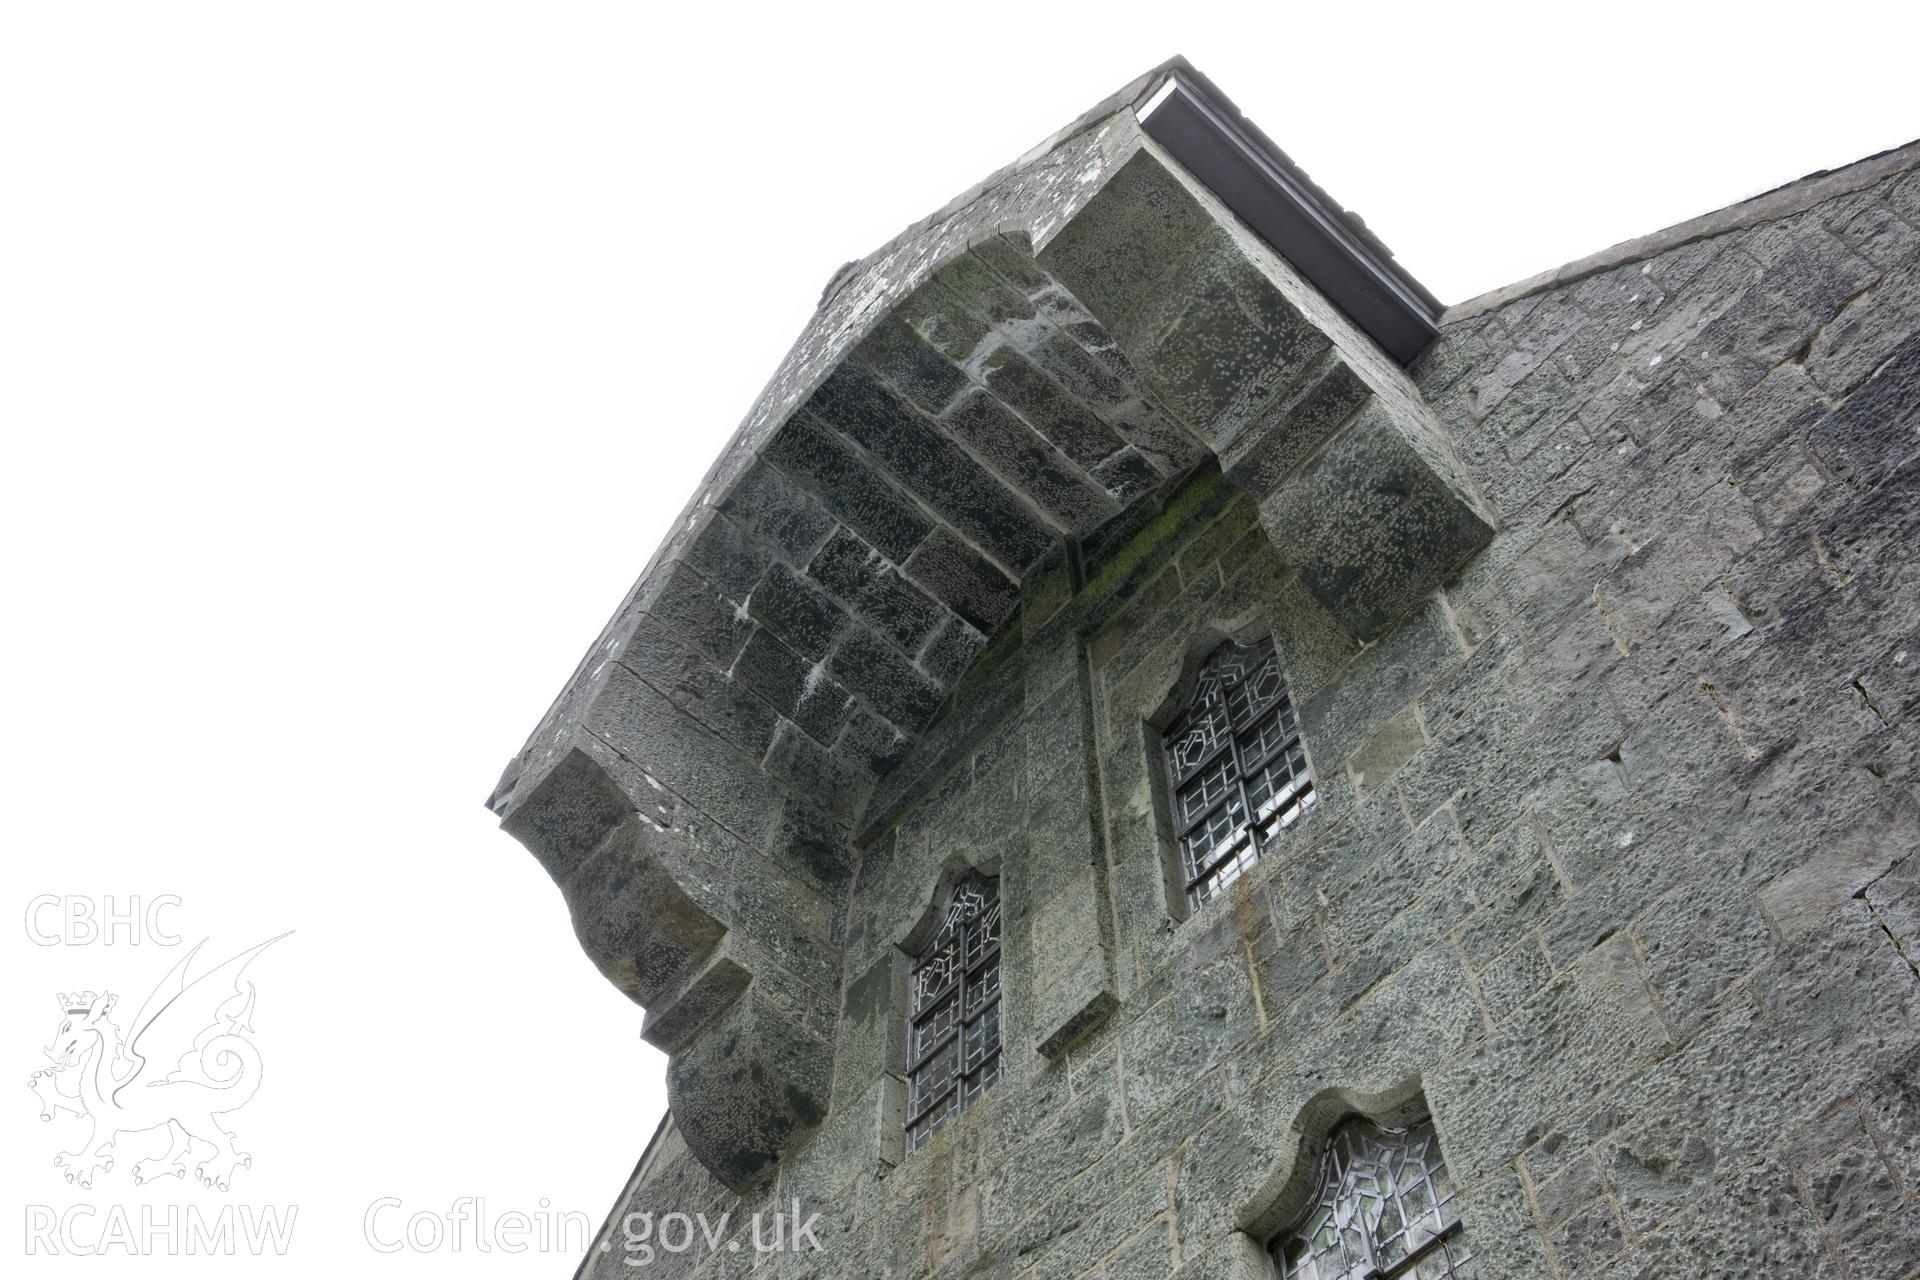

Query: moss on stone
[{"left": 1079, "top": 466, "right": 1233, "bottom": 607}]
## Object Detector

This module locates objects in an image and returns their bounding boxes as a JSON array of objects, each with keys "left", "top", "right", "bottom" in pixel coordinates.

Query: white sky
[{"left": 4, "top": 2, "right": 1916, "bottom": 1274}]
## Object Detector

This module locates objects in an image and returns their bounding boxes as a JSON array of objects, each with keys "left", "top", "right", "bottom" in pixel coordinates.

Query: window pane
[
  {"left": 1165, "top": 701, "right": 1231, "bottom": 783},
  {"left": 912, "top": 931, "right": 958, "bottom": 1014},
  {"left": 1246, "top": 744, "right": 1310, "bottom": 818},
  {"left": 963, "top": 899, "right": 999, "bottom": 968},
  {"left": 963, "top": 1003, "right": 999, "bottom": 1072},
  {"left": 1178, "top": 754, "right": 1238, "bottom": 828},
  {"left": 964, "top": 1052, "right": 999, "bottom": 1103},
  {"left": 1184, "top": 798, "right": 1250, "bottom": 880},
  {"left": 965, "top": 952, "right": 1000, "bottom": 1017},
  {"left": 1162, "top": 638, "right": 1313, "bottom": 912},
  {"left": 910, "top": 996, "right": 957, "bottom": 1064},
  {"left": 1239, "top": 703, "right": 1296, "bottom": 763},
  {"left": 1191, "top": 840, "right": 1258, "bottom": 906},
  {"left": 1269, "top": 1116, "right": 1469, "bottom": 1280},
  {"left": 907, "top": 1088, "right": 956, "bottom": 1151},
  {"left": 905, "top": 872, "right": 1001, "bottom": 1153},
  {"left": 908, "top": 1038, "right": 957, "bottom": 1116},
  {"left": 1248, "top": 746, "right": 1315, "bottom": 846},
  {"left": 1224, "top": 644, "right": 1284, "bottom": 723}
]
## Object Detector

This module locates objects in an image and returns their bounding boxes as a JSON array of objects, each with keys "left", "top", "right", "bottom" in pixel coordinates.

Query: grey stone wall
[
  {"left": 493, "top": 64, "right": 1495, "bottom": 1194},
  {"left": 568, "top": 150, "right": 1920, "bottom": 1279}
]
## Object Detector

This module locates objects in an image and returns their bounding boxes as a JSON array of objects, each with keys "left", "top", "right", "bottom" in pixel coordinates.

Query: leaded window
[
  {"left": 1272, "top": 1115, "right": 1474, "bottom": 1279},
  {"left": 904, "top": 871, "right": 1001, "bottom": 1152},
  {"left": 1160, "top": 637, "right": 1314, "bottom": 909}
]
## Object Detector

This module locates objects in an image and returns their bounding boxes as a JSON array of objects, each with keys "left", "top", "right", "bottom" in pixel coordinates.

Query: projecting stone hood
[{"left": 489, "top": 59, "right": 1492, "bottom": 1191}]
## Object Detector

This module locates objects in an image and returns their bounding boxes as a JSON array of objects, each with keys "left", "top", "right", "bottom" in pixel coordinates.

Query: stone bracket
[
  {"left": 639, "top": 940, "right": 752, "bottom": 1053},
  {"left": 501, "top": 743, "right": 834, "bottom": 1194},
  {"left": 665, "top": 985, "right": 833, "bottom": 1192},
  {"left": 1036, "top": 142, "right": 1495, "bottom": 639}
]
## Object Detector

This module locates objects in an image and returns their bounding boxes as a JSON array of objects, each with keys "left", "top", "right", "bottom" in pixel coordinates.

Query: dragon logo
[{"left": 28, "top": 934, "right": 289, "bottom": 1191}]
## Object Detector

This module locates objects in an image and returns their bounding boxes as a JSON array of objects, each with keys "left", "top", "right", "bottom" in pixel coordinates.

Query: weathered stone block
[
  {"left": 554, "top": 817, "right": 728, "bottom": 1010},
  {"left": 917, "top": 612, "right": 989, "bottom": 686},
  {"left": 500, "top": 745, "right": 633, "bottom": 882},
  {"left": 805, "top": 525, "right": 945, "bottom": 657},
  {"left": 762, "top": 413, "right": 932, "bottom": 564},
  {"left": 636, "top": 560, "right": 752, "bottom": 667},
  {"left": 1299, "top": 599, "right": 1461, "bottom": 767},
  {"left": 730, "top": 625, "right": 851, "bottom": 746},
  {"left": 1034, "top": 148, "right": 1215, "bottom": 349},
  {"left": 1130, "top": 224, "right": 1331, "bottom": 445},
  {"left": 1261, "top": 400, "right": 1496, "bottom": 639},
  {"left": 852, "top": 315, "right": 970, "bottom": 415},
  {"left": 1808, "top": 337, "right": 1920, "bottom": 489},
  {"left": 583, "top": 663, "right": 783, "bottom": 850},
  {"left": 807, "top": 362, "right": 1055, "bottom": 571},
  {"left": 716, "top": 459, "right": 838, "bottom": 568},
  {"left": 826, "top": 627, "right": 943, "bottom": 730},
  {"left": 939, "top": 389, "right": 1120, "bottom": 534},
  {"left": 666, "top": 987, "right": 832, "bottom": 1192},
  {"left": 1031, "top": 877, "right": 1117, "bottom": 1058},
  {"left": 973, "top": 343, "right": 1129, "bottom": 472},
  {"left": 1217, "top": 356, "right": 1370, "bottom": 498},
  {"left": 746, "top": 559, "right": 853, "bottom": 664},
  {"left": 902, "top": 525, "right": 1019, "bottom": 632},
  {"left": 640, "top": 941, "right": 751, "bottom": 1053}
]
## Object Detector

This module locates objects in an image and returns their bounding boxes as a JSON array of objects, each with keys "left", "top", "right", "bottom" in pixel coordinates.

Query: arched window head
[
  {"left": 905, "top": 871, "right": 1001, "bottom": 1152},
  {"left": 1272, "top": 1115, "right": 1473, "bottom": 1279},
  {"left": 1161, "top": 636, "right": 1314, "bottom": 909}
]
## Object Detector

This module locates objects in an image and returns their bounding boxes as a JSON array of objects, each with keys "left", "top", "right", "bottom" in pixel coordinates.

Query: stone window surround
[
  {"left": 1156, "top": 634, "right": 1316, "bottom": 912},
  {"left": 1235, "top": 1082, "right": 1449, "bottom": 1254},
  {"left": 872, "top": 850, "right": 1013, "bottom": 1168},
  {"left": 903, "top": 870, "right": 1004, "bottom": 1152},
  {"left": 1269, "top": 1111, "right": 1470, "bottom": 1278},
  {"left": 1119, "top": 606, "right": 1335, "bottom": 932}
]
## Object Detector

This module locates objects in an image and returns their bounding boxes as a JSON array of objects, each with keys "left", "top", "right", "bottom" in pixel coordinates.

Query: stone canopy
[{"left": 489, "top": 59, "right": 1494, "bottom": 1189}]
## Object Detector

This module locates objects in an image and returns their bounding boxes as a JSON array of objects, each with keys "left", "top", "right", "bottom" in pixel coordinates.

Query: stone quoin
[{"left": 490, "top": 57, "right": 1920, "bottom": 1278}]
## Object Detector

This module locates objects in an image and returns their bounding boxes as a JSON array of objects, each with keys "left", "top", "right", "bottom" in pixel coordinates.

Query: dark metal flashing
[{"left": 1139, "top": 69, "right": 1442, "bottom": 366}]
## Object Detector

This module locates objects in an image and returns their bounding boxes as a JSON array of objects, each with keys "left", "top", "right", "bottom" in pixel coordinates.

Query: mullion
[
  {"left": 954, "top": 912, "right": 970, "bottom": 1077},
  {"left": 961, "top": 952, "right": 1000, "bottom": 1022},
  {"left": 1227, "top": 697, "right": 1265, "bottom": 859},
  {"left": 959, "top": 925, "right": 998, "bottom": 1072}
]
